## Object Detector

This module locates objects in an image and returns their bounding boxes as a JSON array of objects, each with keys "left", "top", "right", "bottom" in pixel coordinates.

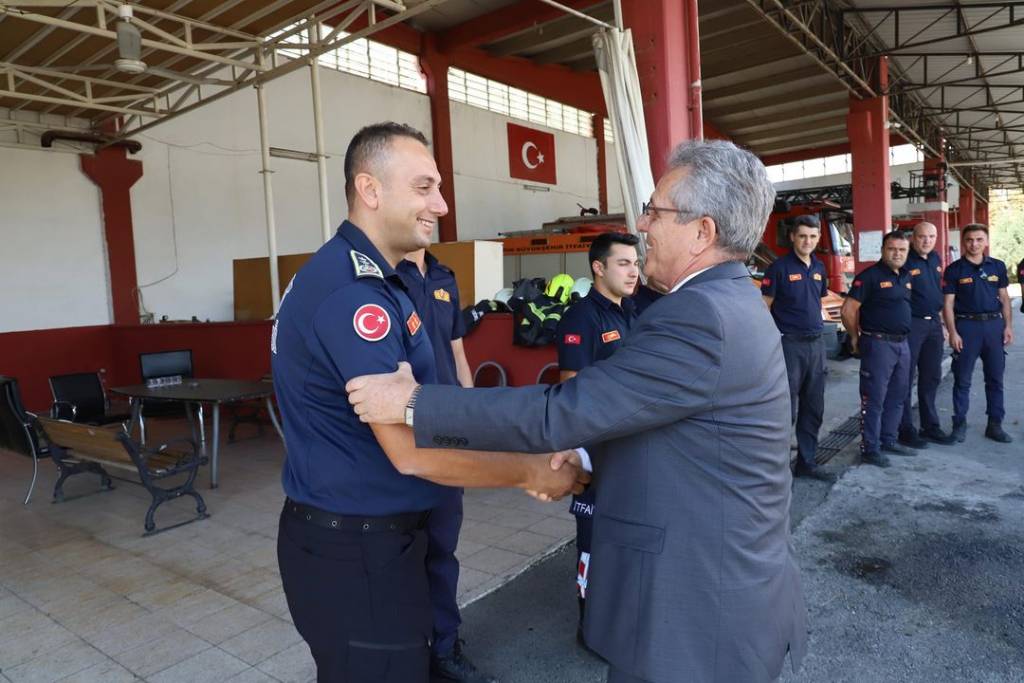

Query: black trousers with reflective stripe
[{"left": 278, "top": 506, "right": 432, "bottom": 683}]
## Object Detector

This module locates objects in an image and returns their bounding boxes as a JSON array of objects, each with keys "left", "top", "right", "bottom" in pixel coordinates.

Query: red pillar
[
  {"left": 921, "top": 154, "right": 950, "bottom": 268},
  {"left": 420, "top": 36, "right": 458, "bottom": 242},
  {"left": 621, "top": 0, "right": 702, "bottom": 179},
  {"left": 847, "top": 57, "right": 891, "bottom": 273},
  {"left": 594, "top": 113, "right": 608, "bottom": 214},
  {"left": 958, "top": 186, "right": 976, "bottom": 227},
  {"left": 80, "top": 147, "right": 144, "bottom": 325},
  {"left": 976, "top": 190, "right": 989, "bottom": 225}
]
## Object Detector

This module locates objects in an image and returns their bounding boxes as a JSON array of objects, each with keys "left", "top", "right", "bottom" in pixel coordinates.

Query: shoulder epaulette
[{"left": 350, "top": 250, "right": 384, "bottom": 280}]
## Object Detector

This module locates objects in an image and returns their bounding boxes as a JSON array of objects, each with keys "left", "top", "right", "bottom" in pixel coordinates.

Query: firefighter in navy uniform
[
  {"left": 554, "top": 231, "right": 640, "bottom": 648},
  {"left": 841, "top": 231, "right": 918, "bottom": 468},
  {"left": 942, "top": 223, "right": 1015, "bottom": 443},
  {"left": 397, "top": 251, "right": 495, "bottom": 683},
  {"left": 271, "top": 123, "right": 585, "bottom": 683},
  {"left": 760, "top": 215, "right": 833, "bottom": 481},
  {"left": 898, "top": 222, "right": 956, "bottom": 447}
]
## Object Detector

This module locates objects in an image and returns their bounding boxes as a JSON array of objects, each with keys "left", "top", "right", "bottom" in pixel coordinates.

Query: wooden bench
[{"left": 36, "top": 417, "right": 209, "bottom": 536}]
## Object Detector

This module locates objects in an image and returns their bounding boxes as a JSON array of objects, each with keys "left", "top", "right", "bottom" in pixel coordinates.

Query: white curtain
[{"left": 592, "top": 27, "right": 654, "bottom": 263}]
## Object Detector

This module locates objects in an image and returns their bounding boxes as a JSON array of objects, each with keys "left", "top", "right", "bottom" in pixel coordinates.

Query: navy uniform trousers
[
  {"left": 900, "top": 317, "right": 944, "bottom": 433},
  {"left": 426, "top": 487, "right": 464, "bottom": 656},
  {"left": 278, "top": 508, "right": 432, "bottom": 683},
  {"left": 860, "top": 336, "right": 910, "bottom": 453},
  {"left": 781, "top": 335, "right": 826, "bottom": 469},
  {"left": 952, "top": 318, "right": 1006, "bottom": 422}
]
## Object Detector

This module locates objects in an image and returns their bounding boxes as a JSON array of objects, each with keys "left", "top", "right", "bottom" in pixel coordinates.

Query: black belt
[
  {"left": 912, "top": 314, "right": 939, "bottom": 321},
  {"left": 782, "top": 332, "right": 822, "bottom": 342},
  {"left": 284, "top": 499, "right": 430, "bottom": 533},
  {"left": 862, "top": 330, "right": 907, "bottom": 343},
  {"left": 955, "top": 312, "right": 1002, "bottom": 321}
]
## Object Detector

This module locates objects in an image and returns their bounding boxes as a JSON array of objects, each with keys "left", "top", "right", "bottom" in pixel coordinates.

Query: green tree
[{"left": 989, "top": 189, "right": 1024, "bottom": 283}]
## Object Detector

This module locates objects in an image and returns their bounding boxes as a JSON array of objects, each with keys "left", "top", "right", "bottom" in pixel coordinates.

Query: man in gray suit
[{"left": 347, "top": 140, "right": 808, "bottom": 683}]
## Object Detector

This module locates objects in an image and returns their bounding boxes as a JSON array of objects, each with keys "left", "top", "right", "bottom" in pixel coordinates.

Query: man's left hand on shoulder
[{"left": 347, "top": 361, "right": 417, "bottom": 424}]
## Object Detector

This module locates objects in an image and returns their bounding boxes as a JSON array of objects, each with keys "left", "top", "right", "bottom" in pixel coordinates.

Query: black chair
[
  {"left": 536, "top": 362, "right": 561, "bottom": 385},
  {"left": 140, "top": 350, "right": 193, "bottom": 382},
  {"left": 48, "top": 372, "right": 131, "bottom": 426},
  {"left": 472, "top": 361, "right": 509, "bottom": 388},
  {"left": 0, "top": 376, "right": 48, "bottom": 504},
  {"left": 138, "top": 350, "right": 194, "bottom": 426}
]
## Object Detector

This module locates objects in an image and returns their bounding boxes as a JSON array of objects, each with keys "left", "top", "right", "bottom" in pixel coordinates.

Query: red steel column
[
  {"left": 421, "top": 35, "right": 458, "bottom": 242},
  {"left": 847, "top": 57, "right": 891, "bottom": 273},
  {"left": 958, "top": 187, "right": 975, "bottom": 227},
  {"left": 921, "top": 154, "right": 950, "bottom": 268},
  {"left": 976, "top": 190, "right": 989, "bottom": 225},
  {"left": 80, "top": 147, "right": 144, "bottom": 325},
  {"left": 621, "top": 0, "right": 702, "bottom": 179},
  {"left": 594, "top": 113, "right": 608, "bottom": 214}
]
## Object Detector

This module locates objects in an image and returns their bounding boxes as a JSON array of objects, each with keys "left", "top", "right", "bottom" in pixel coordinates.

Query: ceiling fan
[{"left": 56, "top": 4, "right": 230, "bottom": 86}]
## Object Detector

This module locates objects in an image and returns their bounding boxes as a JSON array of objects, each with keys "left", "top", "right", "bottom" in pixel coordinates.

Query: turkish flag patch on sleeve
[
  {"left": 507, "top": 122, "right": 557, "bottom": 184},
  {"left": 563, "top": 334, "right": 582, "bottom": 345},
  {"left": 353, "top": 304, "right": 391, "bottom": 342}
]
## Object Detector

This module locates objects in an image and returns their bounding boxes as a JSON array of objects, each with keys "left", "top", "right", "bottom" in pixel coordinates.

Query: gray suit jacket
[{"left": 415, "top": 261, "right": 808, "bottom": 682}]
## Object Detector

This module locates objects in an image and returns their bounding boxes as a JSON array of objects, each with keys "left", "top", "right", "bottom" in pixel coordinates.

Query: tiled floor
[{"left": 0, "top": 420, "right": 574, "bottom": 682}]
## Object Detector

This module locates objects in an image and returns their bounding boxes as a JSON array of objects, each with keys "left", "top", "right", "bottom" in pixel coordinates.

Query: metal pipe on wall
[
  {"left": 684, "top": 0, "right": 703, "bottom": 140},
  {"left": 255, "top": 53, "right": 281, "bottom": 313},
  {"left": 309, "top": 22, "right": 332, "bottom": 244}
]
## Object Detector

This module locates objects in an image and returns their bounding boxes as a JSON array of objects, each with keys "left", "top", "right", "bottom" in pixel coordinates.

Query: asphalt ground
[{"left": 456, "top": 301, "right": 1024, "bottom": 683}]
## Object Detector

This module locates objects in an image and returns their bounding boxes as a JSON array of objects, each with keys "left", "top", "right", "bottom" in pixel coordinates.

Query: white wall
[
  {"left": 2, "top": 64, "right": 608, "bottom": 328},
  {"left": 451, "top": 102, "right": 604, "bottom": 240},
  {"left": 131, "top": 65, "right": 433, "bottom": 322},
  {"left": 0, "top": 147, "right": 110, "bottom": 333}
]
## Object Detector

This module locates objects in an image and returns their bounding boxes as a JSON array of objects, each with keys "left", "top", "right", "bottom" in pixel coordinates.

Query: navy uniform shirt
[
  {"left": 396, "top": 252, "right": 466, "bottom": 387},
  {"left": 630, "top": 284, "right": 663, "bottom": 316},
  {"left": 849, "top": 261, "right": 913, "bottom": 335},
  {"left": 556, "top": 288, "right": 637, "bottom": 371},
  {"left": 942, "top": 256, "right": 1009, "bottom": 315},
  {"left": 760, "top": 251, "right": 828, "bottom": 335},
  {"left": 904, "top": 249, "right": 944, "bottom": 317},
  {"left": 271, "top": 220, "right": 442, "bottom": 516}
]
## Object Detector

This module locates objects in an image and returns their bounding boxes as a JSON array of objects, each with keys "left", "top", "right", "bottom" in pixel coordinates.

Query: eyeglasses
[{"left": 641, "top": 201, "right": 694, "bottom": 220}]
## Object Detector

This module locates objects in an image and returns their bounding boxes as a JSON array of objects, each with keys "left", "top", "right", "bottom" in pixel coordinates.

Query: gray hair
[{"left": 665, "top": 140, "right": 775, "bottom": 259}]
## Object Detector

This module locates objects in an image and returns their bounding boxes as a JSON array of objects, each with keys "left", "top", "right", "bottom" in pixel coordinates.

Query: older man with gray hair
[{"left": 346, "top": 140, "right": 809, "bottom": 683}]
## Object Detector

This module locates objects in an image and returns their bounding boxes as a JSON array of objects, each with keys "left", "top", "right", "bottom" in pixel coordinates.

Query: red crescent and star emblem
[{"left": 353, "top": 304, "right": 391, "bottom": 342}]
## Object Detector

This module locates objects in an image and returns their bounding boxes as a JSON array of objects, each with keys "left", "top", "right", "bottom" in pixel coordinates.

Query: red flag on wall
[{"left": 507, "top": 122, "right": 557, "bottom": 185}]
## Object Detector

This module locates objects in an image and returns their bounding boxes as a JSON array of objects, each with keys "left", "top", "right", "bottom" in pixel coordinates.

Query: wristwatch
[{"left": 404, "top": 385, "right": 422, "bottom": 427}]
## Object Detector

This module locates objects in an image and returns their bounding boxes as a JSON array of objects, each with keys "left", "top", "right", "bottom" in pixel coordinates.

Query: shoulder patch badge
[
  {"left": 601, "top": 330, "right": 621, "bottom": 343},
  {"left": 433, "top": 288, "right": 451, "bottom": 302},
  {"left": 406, "top": 311, "right": 422, "bottom": 336},
  {"left": 350, "top": 250, "right": 384, "bottom": 279},
  {"left": 761, "top": 277, "right": 772, "bottom": 287},
  {"left": 563, "top": 334, "right": 582, "bottom": 345},
  {"left": 353, "top": 304, "right": 391, "bottom": 342}
]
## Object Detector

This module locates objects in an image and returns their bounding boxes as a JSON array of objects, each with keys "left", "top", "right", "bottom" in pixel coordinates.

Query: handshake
[{"left": 525, "top": 450, "right": 591, "bottom": 502}]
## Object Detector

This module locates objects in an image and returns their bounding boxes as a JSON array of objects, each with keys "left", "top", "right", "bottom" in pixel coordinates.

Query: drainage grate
[{"left": 814, "top": 414, "right": 861, "bottom": 465}]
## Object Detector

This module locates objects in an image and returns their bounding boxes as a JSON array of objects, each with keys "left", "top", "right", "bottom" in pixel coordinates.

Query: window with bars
[
  {"left": 447, "top": 68, "right": 594, "bottom": 138},
  {"left": 767, "top": 144, "right": 924, "bottom": 182},
  {"left": 270, "top": 24, "right": 427, "bottom": 94}
]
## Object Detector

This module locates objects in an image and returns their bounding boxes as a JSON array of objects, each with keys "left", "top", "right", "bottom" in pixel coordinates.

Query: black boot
[
  {"left": 861, "top": 451, "right": 891, "bottom": 468},
  {"left": 430, "top": 640, "right": 498, "bottom": 683},
  {"left": 897, "top": 428, "right": 929, "bottom": 449},
  {"left": 920, "top": 426, "right": 956, "bottom": 445},
  {"left": 985, "top": 421, "right": 1013, "bottom": 443},
  {"left": 951, "top": 419, "right": 967, "bottom": 443}
]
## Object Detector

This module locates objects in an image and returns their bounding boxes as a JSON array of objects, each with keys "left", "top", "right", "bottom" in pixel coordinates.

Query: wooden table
[{"left": 111, "top": 379, "right": 283, "bottom": 488}]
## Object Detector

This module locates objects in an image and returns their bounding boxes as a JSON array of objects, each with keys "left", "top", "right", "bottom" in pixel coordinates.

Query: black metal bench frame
[{"left": 41, "top": 419, "right": 210, "bottom": 536}]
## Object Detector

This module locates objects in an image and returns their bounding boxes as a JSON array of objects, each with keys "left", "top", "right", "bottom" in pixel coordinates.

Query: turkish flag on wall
[{"left": 507, "top": 122, "right": 557, "bottom": 185}]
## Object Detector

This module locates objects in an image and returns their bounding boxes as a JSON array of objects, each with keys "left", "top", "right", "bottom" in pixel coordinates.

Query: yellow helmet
[{"left": 545, "top": 273, "right": 575, "bottom": 304}]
